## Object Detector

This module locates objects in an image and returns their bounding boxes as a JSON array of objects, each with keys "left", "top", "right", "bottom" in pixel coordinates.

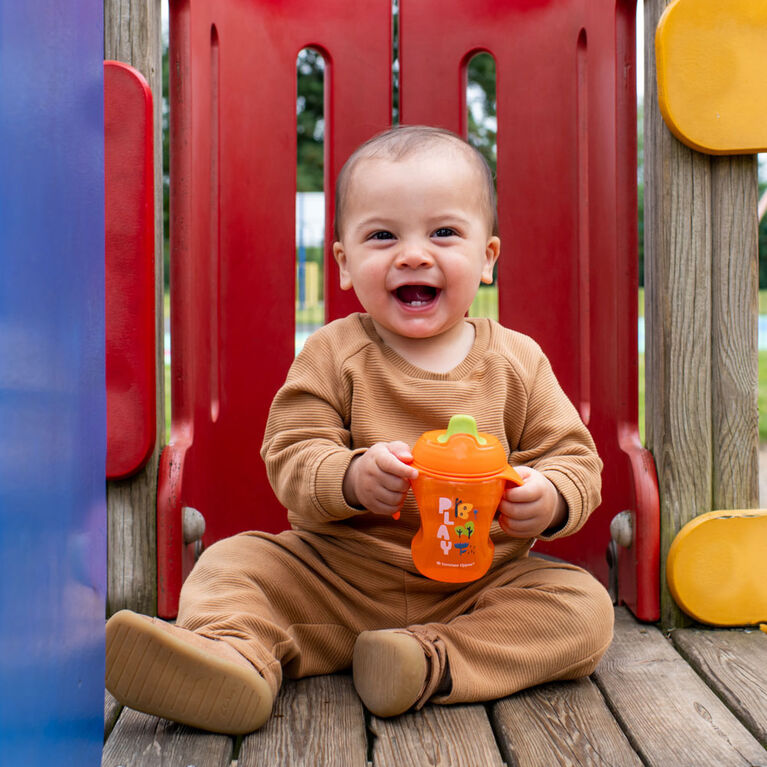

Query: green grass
[{"left": 295, "top": 302, "right": 324, "bottom": 326}]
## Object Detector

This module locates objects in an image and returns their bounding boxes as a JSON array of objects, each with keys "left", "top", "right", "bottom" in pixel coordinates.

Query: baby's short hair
[{"left": 333, "top": 125, "right": 498, "bottom": 240}]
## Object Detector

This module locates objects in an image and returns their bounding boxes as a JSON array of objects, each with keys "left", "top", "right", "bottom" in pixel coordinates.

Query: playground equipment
[
  {"left": 105, "top": 61, "right": 156, "bottom": 480},
  {"left": 153, "top": 0, "right": 660, "bottom": 621},
  {"left": 656, "top": 0, "right": 767, "bottom": 155},
  {"left": 667, "top": 509, "right": 767, "bottom": 626},
  {"left": 0, "top": 3, "right": 106, "bottom": 764},
  {"left": 3, "top": 0, "right": 765, "bottom": 761}
]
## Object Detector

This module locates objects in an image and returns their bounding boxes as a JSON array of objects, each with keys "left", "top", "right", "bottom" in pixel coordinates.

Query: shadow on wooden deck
[{"left": 102, "top": 608, "right": 767, "bottom": 766}]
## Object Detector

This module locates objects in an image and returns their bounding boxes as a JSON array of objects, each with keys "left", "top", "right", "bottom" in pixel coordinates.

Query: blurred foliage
[
  {"left": 466, "top": 52, "right": 497, "bottom": 179},
  {"left": 297, "top": 48, "right": 325, "bottom": 192}
]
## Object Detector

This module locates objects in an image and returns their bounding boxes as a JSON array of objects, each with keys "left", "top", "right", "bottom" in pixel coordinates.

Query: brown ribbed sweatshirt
[{"left": 261, "top": 313, "right": 602, "bottom": 574}]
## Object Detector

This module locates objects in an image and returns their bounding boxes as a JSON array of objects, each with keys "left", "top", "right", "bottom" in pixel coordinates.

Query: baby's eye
[
  {"left": 433, "top": 227, "right": 457, "bottom": 238},
  {"left": 369, "top": 230, "right": 394, "bottom": 241}
]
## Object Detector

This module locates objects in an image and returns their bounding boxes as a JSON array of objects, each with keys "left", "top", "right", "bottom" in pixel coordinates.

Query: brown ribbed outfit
[{"left": 177, "top": 314, "right": 613, "bottom": 706}]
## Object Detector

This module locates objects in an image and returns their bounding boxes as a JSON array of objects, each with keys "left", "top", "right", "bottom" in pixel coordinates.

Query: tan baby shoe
[
  {"left": 352, "top": 629, "right": 428, "bottom": 717},
  {"left": 105, "top": 609, "right": 273, "bottom": 734}
]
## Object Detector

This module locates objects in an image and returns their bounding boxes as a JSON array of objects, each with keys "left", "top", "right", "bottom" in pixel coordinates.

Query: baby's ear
[
  {"left": 481, "top": 236, "right": 501, "bottom": 284},
  {"left": 333, "top": 242, "right": 353, "bottom": 290}
]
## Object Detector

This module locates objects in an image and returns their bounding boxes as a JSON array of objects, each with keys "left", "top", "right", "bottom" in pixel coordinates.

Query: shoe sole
[
  {"left": 105, "top": 610, "right": 272, "bottom": 734},
  {"left": 352, "top": 630, "right": 427, "bottom": 717}
]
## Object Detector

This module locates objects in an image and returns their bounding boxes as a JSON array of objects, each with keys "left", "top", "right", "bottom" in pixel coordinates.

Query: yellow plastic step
[
  {"left": 667, "top": 509, "right": 767, "bottom": 626},
  {"left": 656, "top": 0, "right": 767, "bottom": 154}
]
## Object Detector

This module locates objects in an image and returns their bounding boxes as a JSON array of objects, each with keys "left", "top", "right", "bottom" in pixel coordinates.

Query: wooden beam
[
  {"left": 645, "top": 0, "right": 711, "bottom": 629},
  {"left": 104, "top": 0, "right": 164, "bottom": 615},
  {"left": 239, "top": 676, "right": 368, "bottom": 767},
  {"left": 490, "top": 678, "right": 642, "bottom": 766},
  {"left": 593, "top": 608, "right": 766, "bottom": 766},
  {"left": 710, "top": 155, "right": 759, "bottom": 511},
  {"left": 102, "top": 707, "right": 233, "bottom": 767},
  {"left": 370, "top": 703, "right": 504, "bottom": 767},
  {"left": 103, "top": 690, "right": 122, "bottom": 743},
  {"left": 644, "top": 0, "right": 759, "bottom": 628},
  {"left": 672, "top": 627, "right": 767, "bottom": 747}
]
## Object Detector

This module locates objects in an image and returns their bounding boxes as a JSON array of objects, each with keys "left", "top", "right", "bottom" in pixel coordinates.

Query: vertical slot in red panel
[
  {"left": 209, "top": 26, "right": 221, "bottom": 424},
  {"left": 576, "top": 29, "right": 591, "bottom": 426}
]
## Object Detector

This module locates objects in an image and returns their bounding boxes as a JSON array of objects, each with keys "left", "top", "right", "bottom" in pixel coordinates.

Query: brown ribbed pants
[{"left": 177, "top": 530, "right": 614, "bottom": 707}]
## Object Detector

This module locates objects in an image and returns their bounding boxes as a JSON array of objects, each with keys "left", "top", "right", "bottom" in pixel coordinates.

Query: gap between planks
[
  {"left": 593, "top": 607, "right": 767, "bottom": 767},
  {"left": 672, "top": 625, "right": 767, "bottom": 748},
  {"left": 103, "top": 607, "right": 767, "bottom": 766}
]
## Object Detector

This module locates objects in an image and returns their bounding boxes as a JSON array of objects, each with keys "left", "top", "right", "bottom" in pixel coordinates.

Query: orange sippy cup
[{"left": 409, "top": 415, "right": 523, "bottom": 583}]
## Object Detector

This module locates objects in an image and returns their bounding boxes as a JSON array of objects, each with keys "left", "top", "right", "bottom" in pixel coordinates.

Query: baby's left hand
[{"left": 498, "top": 466, "right": 566, "bottom": 538}]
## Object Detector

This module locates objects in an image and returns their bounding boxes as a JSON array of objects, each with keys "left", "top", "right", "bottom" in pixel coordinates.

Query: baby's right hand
[{"left": 343, "top": 441, "right": 418, "bottom": 516}]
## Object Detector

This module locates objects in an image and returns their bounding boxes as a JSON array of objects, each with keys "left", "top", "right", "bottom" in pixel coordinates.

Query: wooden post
[
  {"left": 644, "top": 0, "right": 759, "bottom": 628},
  {"left": 105, "top": 0, "right": 164, "bottom": 615},
  {"left": 710, "top": 155, "right": 759, "bottom": 512}
]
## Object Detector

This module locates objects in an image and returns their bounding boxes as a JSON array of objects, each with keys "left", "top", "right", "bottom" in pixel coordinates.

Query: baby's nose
[{"left": 396, "top": 242, "right": 434, "bottom": 268}]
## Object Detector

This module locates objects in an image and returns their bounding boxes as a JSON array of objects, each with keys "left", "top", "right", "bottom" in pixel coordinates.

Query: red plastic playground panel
[
  {"left": 158, "top": 0, "right": 659, "bottom": 621},
  {"left": 400, "top": 0, "right": 658, "bottom": 620},
  {"left": 105, "top": 61, "right": 156, "bottom": 480},
  {"left": 158, "top": 0, "right": 390, "bottom": 615}
]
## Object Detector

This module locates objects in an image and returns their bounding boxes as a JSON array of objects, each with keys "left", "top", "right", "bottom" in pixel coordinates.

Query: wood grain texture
[
  {"left": 101, "top": 707, "right": 233, "bottom": 767},
  {"left": 104, "top": 690, "right": 123, "bottom": 742},
  {"left": 490, "top": 678, "right": 642, "bottom": 767},
  {"left": 645, "top": 0, "right": 760, "bottom": 629},
  {"left": 672, "top": 628, "right": 767, "bottom": 747},
  {"left": 238, "top": 675, "right": 368, "bottom": 767},
  {"left": 593, "top": 608, "right": 766, "bottom": 766},
  {"left": 710, "top": 155, "right": 759, "bottom": 510},
  {"left": 104, "top": 0, "right": 164, "bottom": 616},
  {"left": 370, "top": 703, "right": 504, "bottom": 767},
  {"left": 645, "top": 0, "right": 712, "bottom": 629}
]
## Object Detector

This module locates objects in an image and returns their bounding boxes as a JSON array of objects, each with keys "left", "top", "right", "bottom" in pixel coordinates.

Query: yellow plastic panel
[
  {"left": 667, "top": 509, "right": 767, "bottom": 626},
  {"left": 656, "top": 0, "right": 767, "bottom": 154}
]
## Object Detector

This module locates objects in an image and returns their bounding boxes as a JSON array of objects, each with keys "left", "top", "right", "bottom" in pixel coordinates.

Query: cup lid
[{"left": 412, "top": 415, "right": 523, "bottom": 483}]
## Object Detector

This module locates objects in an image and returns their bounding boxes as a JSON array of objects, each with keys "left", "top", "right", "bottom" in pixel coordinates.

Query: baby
[{"left": 106, "top": 125, "right": 613, "bottom": 734}]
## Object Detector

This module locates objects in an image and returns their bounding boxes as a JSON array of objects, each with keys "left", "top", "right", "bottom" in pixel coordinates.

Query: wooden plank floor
[{"left": 102, "top": 608, "right": 767, "bottom": 767}]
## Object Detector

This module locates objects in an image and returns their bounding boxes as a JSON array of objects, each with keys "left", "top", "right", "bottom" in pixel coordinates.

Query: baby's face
[{"left": 333, "top": 149, "right": 500, "bottom": 344}]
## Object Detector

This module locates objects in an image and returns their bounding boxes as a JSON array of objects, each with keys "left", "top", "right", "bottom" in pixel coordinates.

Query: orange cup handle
[{"left": 501, "top": 464, "right": 524, "bottom": 485}]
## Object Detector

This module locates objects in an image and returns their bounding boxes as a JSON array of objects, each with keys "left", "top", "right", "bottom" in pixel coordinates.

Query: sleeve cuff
[{"left": 313, "top": 447, "right": 369, "bottom": 521}]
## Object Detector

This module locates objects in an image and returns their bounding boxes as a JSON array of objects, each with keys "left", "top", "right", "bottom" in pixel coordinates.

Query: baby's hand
[
  {"left": 498, "top": 466, "right": 566, "bottom": 538},
  {"left": 343, "top": 441, "right": 418, "bottom": 516}
]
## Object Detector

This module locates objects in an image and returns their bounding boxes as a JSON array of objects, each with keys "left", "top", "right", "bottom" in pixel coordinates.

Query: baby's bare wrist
[{"left": 343, "top": 454, "right": 362, "bottom": 508}]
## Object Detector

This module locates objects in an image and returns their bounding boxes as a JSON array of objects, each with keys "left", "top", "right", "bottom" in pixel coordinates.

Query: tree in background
[
  {"left": 638, "top": 100, "right": 644, "bottom": 287},
  {"left": 297, "top": 48, "right": 325, "bottom": 192},
  {"left": 466, "top": 53, "right": 497, "bottom": 179}
]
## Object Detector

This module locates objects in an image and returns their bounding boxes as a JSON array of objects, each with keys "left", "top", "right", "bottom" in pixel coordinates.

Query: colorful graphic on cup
[{"left": 409, "top": 415, "right": 523, "bottom": 583}]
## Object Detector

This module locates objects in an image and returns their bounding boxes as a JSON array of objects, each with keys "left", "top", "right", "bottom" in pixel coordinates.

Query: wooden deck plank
[
  {"left": 104, "top": 690, "right": 122, "bottom": 742},
  {"left": 238, "top": 674, "right": 368, "bottom": 767},
  {"left": 490, "top": 677, "right": 643, "bottom": 766},
  {"left": 101, "top": 707, "right": 233, "bottom": 767},
  {"left": 672, "top": 627, "right": 767, "bottom": 747},
  {"left": 593, "top": 607, "right": 767, "bottom": 766},
  {"left": 369, "top": 703, "right": 503, "bottom": 767}
]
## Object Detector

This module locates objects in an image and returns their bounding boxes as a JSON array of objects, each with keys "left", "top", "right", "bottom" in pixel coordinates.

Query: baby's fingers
[{"left": 377, "top": 442, "right": 419, "bottom": 480}]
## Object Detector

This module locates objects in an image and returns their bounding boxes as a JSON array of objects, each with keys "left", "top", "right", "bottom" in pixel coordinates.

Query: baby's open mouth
[{"left": 394, "top": 285, "right": 440, "bottom": 307}]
